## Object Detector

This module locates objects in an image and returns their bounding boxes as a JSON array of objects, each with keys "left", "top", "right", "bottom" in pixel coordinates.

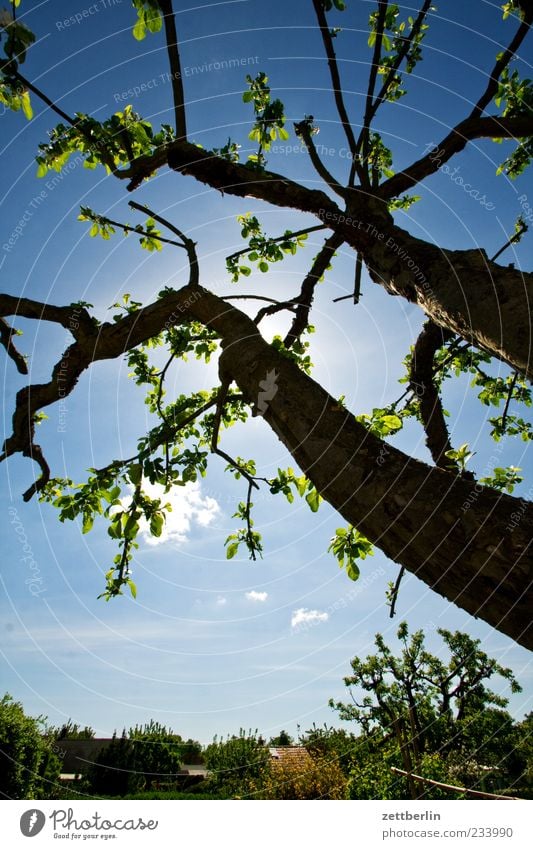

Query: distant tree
[
  {"left": 514, "top": 712, "right": 533, "bottom": 796},
  {"left": 299, "top": 723, "right": 358, "bottom": 776},
  {"left": 0, "top": 693, "right": 61, "bottom": 799},
  {"left": 128, "top": 720, "right": 183, "bottom": 790},
  {"left": 89, "top": 721, "right": 182, "bottom": 796},
  {"left": 330, "top": 624, "right": 524, "bottom": 798},
  {"left": 268, "top": 730, "right": 294, "bottom": 747},
  {"left": 88, "top": 730, "right": 138, "bottom": 797},
  {"left": 204, "top": 729, "right": 269, "bottom": 796},
  {"left": 179, "top": 738, "right": 204, "bottom": 764},
  {"left": 51, "top": 719, "right": 95, "bottom": 740}
]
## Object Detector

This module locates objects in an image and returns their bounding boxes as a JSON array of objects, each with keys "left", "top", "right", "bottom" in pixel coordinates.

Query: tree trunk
[{"left": 192, "top": 292, "right": 533, "bottom": 650}]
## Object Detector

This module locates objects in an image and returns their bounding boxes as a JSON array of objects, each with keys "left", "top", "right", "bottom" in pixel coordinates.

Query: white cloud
[
  {"left": 291, "top": 608, "right": 329, "bottom": 629},
  {"left": 245, "top": 591, "right": 268, "bottom": 603},
  {"left": 122, "top": 480, "right": 219, "bottom": 546},
  {"left": 216, "top": 596, "right": 227, "bottom": 606}
]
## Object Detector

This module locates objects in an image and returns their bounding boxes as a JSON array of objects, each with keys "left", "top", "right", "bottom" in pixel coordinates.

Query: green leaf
[
  {"left": 226, "top": 542, "right": 239, "bottom": 559},
  {"left": 305, "top": 488, "right": 321, "bottom": 512},
  {"left": 133, "top": 18, "right": 146, "bottom": 40},
  {"left": 129, "top": 463, "right": 142, "bottom": 485},
  {"left": 150, "top": 512, "right": 164, "bottom": 537},
  {"left": 346, "top": 562, "right": 360, "bottom": 582},
  {"left": 82, "top": 515, "right": 94, "bottom": 534},
  {"left": 20, "top": 90, "right": 32, "bottom": 120},
  {"left": 127, "top": 579, "right": 137, "bottom": 599}
]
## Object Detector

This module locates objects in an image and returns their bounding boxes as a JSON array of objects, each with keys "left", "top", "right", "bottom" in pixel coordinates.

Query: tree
[
  {"left": 298, "top": 723, "right": 358, "bottom": 776},
  {"left": 0, "top": 693, "right": 61, "bottom": 799},
  {"left": 50, "top": 719, "right": 95, "bottom": 740},
  {"left": 204, "top": 729, "right": 270, "bottom": 796},
  {"left": 0, "top": 1, "right": 532, "bottom": 645},
  {"left": 330, "top": 623, "right": 526, "bottom": 797},
  {"left": 88, "top": 721, "right": 183, "bottom": 795},
  {"left": 269, "top": 729, "right": 294, "bottom": 747}
]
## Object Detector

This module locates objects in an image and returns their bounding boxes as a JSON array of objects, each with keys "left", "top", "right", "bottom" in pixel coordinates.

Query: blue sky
[{"left": 0, "top": 0, "right": 532, "bottom": 743}]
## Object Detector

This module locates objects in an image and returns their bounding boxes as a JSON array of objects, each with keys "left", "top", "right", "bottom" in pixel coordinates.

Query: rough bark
[
  {"left": 213, "top": 306, "right": 533, "bottom": 651},
  {"left": 118, "top": 141, "right": 533, "bottom": 380}
]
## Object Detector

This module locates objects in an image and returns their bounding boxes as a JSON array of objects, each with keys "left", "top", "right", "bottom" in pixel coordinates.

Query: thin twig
[
  {"left": 294, "top": 120, "right": 347, "bottom": 198},
  {"left": 88, "top": 214, "right": 188, "bottom": 250},
  {"left": 221, "top": 295, "right": 293, "bottom": 307},
  {"left": 490, "top": 222, "right": 528, "bottom": 262},
  {"left": 226, "top": 223, "right": 327, "bottom": 264},
  {"left": 501, "top": 372, "right": 518, "bottom": 433},
  {"left": 128, "top": 201, "right": 199, "bottom": 284},
  {"left": 388, "top": 566, "right": 405, "bottom": 618},
  {"left": 353, "top": 253, "right": 363, "bottom": 304},
  {"left": 284, "top": 232, "right": 344, "bottom": 347},
  {"left": 12, "top": 69, "right": 76, "bottom": 126},
  {"left": 155, "top": 352, "right": 176, "bottom": 429}
]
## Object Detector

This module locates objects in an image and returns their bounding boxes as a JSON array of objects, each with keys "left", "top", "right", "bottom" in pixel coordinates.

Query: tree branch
[
  {"left": 225, "top": 223, "right": 326, "bottom": 265},
  {"left": 294, "top": 119, "right": 347, "bottom": 198},
  {"left": 158, "top": 0, "right": 187, "bottom": 139},
  {"left": 357, "top": 0, "right": 388, "bottom": 188},
  {"left": 471, "top": 7, "right": 533, "bottom": 118},
  {"left": 409, "top": 319, "right": 457, "bottom": 469},
  {"left": 311, "top": 0, "right": 358, "bottom": 161},
  {"left": 370, "top": 0, "right": 432, "bottom": 124},
  {"left": 0, "top": 317, "right": 28, "bottom": 374},
  {"left": 0, "top": 295, "right": 94, "bottom": 340},
  {"left": 128, "top": 200, "right": 198, "bottom": 284},
  {"left": 11, "top": 69, "right": 76, "bottom": 126},
  {"left": 284, "top": 232, "right": 344, "bottom": 347},
  {"left": 379, "top": 114, "right": 533, "bottom": 198}
]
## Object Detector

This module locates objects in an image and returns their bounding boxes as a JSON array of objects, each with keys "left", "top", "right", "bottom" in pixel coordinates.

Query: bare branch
[
  {"left": 11, "top": 69, "right": 76, "bottom": 126},
  {"left": 0, "top": 317, "right": 28, "bottom": 374},
  {"left": 379, "top": 114, "right": 533, "bottom": 198},
  {"left": 128, "top": 200, "right": 199, "bottom": 284},
  {"left": 409, "top": 320, "right": 457, "bottom": 469},
  {"left": 501, "top": 371, "right": 518, "bottom": 433},
  {"left": 311, "top": 0, "right": 358, "bottom": 161},
  {"left": 0, "top": 295, "right": 94, "bottom": 340},
  {"left": 284, "top": 232, "right": 344, "bottom": 347},
  {"left": 357, "top": 0, "right": 388, "bottom": 188},
  {"left": 158, "top": 0, "right": 188, "bottom": 139},
  {"left": 491, "top": 220, "right": 528, "bottom": 262},
  {"left": 294, "top": 120, "right": 347, "bottom": 198},
  {"left": 471, "top": 8, "right": 533, "bottom": 118}
]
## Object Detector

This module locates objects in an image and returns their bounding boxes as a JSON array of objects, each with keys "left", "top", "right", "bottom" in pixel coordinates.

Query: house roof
[{"left": 269, "top": 746, "right": 313, "bottom": 767}]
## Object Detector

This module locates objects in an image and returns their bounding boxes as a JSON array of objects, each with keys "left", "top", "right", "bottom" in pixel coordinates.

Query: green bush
[
  {"left": 0, "top": 693, "right": 61, "bottom": 799},
  {"left": 204, "top": 729, "right": 269, "bottom": 796},
  {"left": 88, "top": 721, "right": 184, "bottom": 796}
]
